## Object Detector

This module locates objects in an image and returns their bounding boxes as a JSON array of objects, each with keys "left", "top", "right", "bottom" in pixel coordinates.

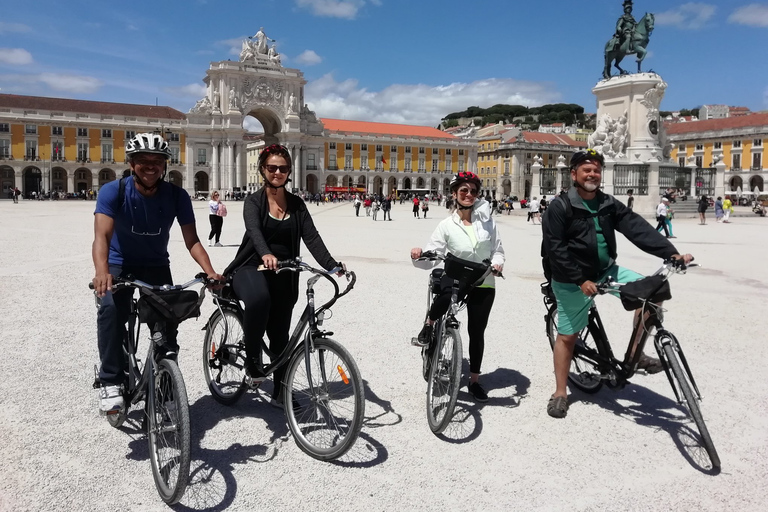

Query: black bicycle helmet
[
  {"left": 125, "top": 133, "right": 172, "bottom": 159},
  {"left": 570, "top": 148, "right": 604, "bottom": 170},
  {"left": 449, "top": 171, "right": 482, "bottom": 192}
]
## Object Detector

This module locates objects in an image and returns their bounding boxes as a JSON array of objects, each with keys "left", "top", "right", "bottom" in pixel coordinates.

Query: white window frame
[
  {"left": 329, "top": 142, "right": 336, "bottom": 150},
  {"left": 197, "top": 147, "right": 207, "bottom": 165},
  {"left": 101, "top": 143, "right": 113, "bottom": 162},
  {"left": 101, "top": 129, "right": 112, "bottom": 139},
  {"left": 754, "top": 139, "right": 763, "bottom": 147},
  {"left": 77, "top": 127, "right": 88, "bottom": 137},
  {"left": 0, "top": 138, "right": 10, "bottom": 158},
  {"left": 77, "top": 142, "right": 89, "bottom": 162},
  {"left": 733, "top": 140, "right": 741, "bottom": 148},
  {"left": 25, "top": 124, "right": 37, "bottom": 135}
]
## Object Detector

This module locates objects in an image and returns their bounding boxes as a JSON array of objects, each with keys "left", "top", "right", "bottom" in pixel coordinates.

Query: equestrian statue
[{"left": 603, "top": 0, "right": 655, "bottom": 79}]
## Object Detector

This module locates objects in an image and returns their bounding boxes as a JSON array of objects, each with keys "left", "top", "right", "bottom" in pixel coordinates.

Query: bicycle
[
  {"left": 412, "top": 251, "right": 498, "bottom": 434},
  {"left": 201, "top": 258, "right": 364, "bottom": 460},
  {"left": 90, "top": 273, "right": 211, "bottom": 504},
  {"left": 542, "top": 259, "right": 720, "bottom": 469}
]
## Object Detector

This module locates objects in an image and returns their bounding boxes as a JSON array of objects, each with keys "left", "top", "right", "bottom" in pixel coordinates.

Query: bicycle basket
[
  {"left": 443, "top": 253, "right": 490, "bottom": 287},
  {"left": 619, "top": 275, "right": 671, "bottom": 311},
  {"left": 137, "top": 289, "right": 202, "bottom": 325},
  {"left": 430, "top": 268, "right": 445, "bottom": 294}
]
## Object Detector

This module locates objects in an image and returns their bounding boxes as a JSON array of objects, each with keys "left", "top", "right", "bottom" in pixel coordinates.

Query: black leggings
[
  {"left": 655, "top": 216, "right": 670, "bottom": 237},
  {"left": 209, "top": 214, "right": 223, "bottom": 243},
  {"left": 428, "top": 279, "right": 496, "bottom": 374},
  {"left": 232, "top": 265, "right": 296, "bottom": 396}
]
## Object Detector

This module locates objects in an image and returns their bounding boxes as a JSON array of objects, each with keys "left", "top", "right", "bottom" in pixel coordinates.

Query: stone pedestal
[{"left": 592, "top": 73, "right": 668, "bottom": 164}]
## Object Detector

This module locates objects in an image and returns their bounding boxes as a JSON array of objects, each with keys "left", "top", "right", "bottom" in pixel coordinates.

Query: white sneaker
[
  {"left": 208, "top": 239, "right": 213, "bottom": 247},
  {"left": 214, "top": 242, "right": 223, "bottom": 247},
  {"left": 99, "top": 385, "right": 124, "bottom": 414}
]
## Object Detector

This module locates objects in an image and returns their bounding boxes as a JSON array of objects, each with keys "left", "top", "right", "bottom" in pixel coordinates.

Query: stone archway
[
  {"left": 306, "top": 173, "right": 318, "bottom": 194},
  {"left": 194, "top": 171, "right": 209, "bottom": 195},
  {"left": 74, "top": 168, "right": 92, "bottom": 192},
  {"left": 341, "top": 175, "right": 352, "bottom": 188},
  {"left": 387, "top": 176, "right": 397, "bottom": 195},
  {"left": 373, "top": 176, "right": 382, "bottom": 195},
  {"left": 168, "top": 170, "right": 183, "bottom": 188},
  {"left": 430, "top": 178, "right": 438, "bottom": 192},
  {"left": 502, "top": 179, "right": 512, "bottom": 196},
  {"left": 443, "top": 178, "right": 451, "bottom": 195},
  {"left": 403, "top": 178, "right": 412, "bottom": 189},
  {"left": 357, "top": 175, "right": 366, "bottom": 189},
  {"left": 749, "top": 175, "right": 764, "bottom": 192},
  {"left": 326, "top": 175, "right": 338, "bottom": 187},
  {"left": 416, "top": 177, "right": 425, "bottom": 188},
  {"left": 1, "top": 166, "right": 14, "bottom": 196},
  {"left": 23, "top": 166, "right": 42, "bottom": 196},
  {"left": 729, "top": 175, "right": 743, "bottom": 191},
  {"left": 99, "top": 169, "right": 116, "bottom": 188},
  {"left": 244, "top": 107, "right": 283, "bottom": 146},
  {"left": 51, "top": 167, "right": 67, "bottom": 192}
]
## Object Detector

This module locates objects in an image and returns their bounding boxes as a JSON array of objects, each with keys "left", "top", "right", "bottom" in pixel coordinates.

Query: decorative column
[
  {"left": 226, "top": 140, "right": 234, "bottom": 192},
  {"left": 211, "top": 141, "right": 219, "bottom": 190},
  {"left": 294, "top": 146, "right": 302, "bottom": 192},
  {"left": 66, "top": 171, "right": 74, "bottom": 193},
  {"left": 556, "top": 158, "right": 567, "bottom": 193},
  {"left": 602, "top": 160, "right": 615, "bottom": 195},
  {"left": 686, "top": 158, "right": 697, "bottom": 199},
  {"left": 531, "top": 157, "right": 542, "bottom": 195},
  {"left": 235, "top": 143, "right": 242, "bottom": 189},
  {"left": 715, "top": 157, "right": 726, "bottom": 199},
  {"left": 185, "top": 142, "right": 194, "bottom": 195}
]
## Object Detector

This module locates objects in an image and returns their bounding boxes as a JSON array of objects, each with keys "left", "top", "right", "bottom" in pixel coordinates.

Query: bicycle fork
[{"left": 654, "top": 329, "right": 704, "bottom": 404}]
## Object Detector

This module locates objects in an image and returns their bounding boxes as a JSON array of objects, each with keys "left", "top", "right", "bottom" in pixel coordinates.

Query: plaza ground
[{"left": 0, "top": 198, "right": 766, "bottom": 511}]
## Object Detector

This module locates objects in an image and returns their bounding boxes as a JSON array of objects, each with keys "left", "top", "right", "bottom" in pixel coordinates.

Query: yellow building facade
[
  {"left": 0, "top": 94, "right": 186, "bottom": 196},
  {"left": 667, "top": 113, "right": 768, "bottom": 193}
]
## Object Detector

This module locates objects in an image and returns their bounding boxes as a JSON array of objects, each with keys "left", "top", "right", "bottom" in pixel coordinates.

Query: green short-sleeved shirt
[{"left": 583, "top": 197, "right": 611, "bottom": 274}]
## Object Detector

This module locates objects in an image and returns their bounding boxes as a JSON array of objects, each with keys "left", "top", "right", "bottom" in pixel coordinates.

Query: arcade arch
[
  {"left": 99, "top": 169, "right": 116, "bottom": 188},
  {"left": 194, "top": 171, "right": 209, "bottom": 195},
  {"left": 306, "top": 174, "right": 318, "bottom": 194},
  {"left": 52, "top": 167, "right": 67, "bottom": 192},
  {"left": 749, "top": 175, "right": 764, "bottom": 192},
  {"left": 23, "top": 166, "right": 42, "bottom": 195},
  {"left": 1, "top": 166, "right": 14, "bottom": 195},
  {"left": 168, "top": 170, "right": 183, "bottom": 188},
  {"left": 729, "top": 176, "right": 743, "bottom": 191},
  {"left": 74, "top": 168, "right": 92, "bottom": 192}
]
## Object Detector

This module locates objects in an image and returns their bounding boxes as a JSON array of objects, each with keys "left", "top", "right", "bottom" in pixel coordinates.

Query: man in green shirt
[{"left": 541, "top": 149, "right": 693, "bottom": 418}]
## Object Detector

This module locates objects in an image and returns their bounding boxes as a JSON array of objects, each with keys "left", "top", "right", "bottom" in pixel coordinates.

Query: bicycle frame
[{"left": 209, "top": 260, "right": 354, "bottom": 388}]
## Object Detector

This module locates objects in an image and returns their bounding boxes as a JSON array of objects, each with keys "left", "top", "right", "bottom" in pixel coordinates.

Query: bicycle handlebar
[
  {"left": 88, "top": 272, "right": 221, "bottom": 292},
  {"left": 257, "top": 257, "right": 356, "bottom": 310},
  {"left": 596, "top": 257, "right": 697, "bottom": 294},
  {"left": 414, "top": 250, "right": 504, "bottom": 278}
]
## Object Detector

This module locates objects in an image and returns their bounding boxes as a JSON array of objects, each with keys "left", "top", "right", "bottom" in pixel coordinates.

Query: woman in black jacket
[{"left": 224, "top": 144, "right": 342, "bottom": 407}]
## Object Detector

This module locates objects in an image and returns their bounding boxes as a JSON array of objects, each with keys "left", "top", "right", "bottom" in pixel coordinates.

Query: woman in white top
[
  {"left": 208, "top": 191, "right": 224, "bottom": 247},
  {"left": 410, "top": 172, "right": 505, "bottom": 402}
]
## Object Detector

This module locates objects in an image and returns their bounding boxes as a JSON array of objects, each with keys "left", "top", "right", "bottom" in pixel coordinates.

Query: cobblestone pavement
[{"left": 1, "top": 199, "right": 766, "bottom": 511}]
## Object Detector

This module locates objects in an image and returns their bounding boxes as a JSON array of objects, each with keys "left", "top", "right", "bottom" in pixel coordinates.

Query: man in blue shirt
[{"left": 92, "top": 133, "right": 222, "bottom": 414}]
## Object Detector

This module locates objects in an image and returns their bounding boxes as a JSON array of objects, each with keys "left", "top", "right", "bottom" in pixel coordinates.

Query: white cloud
[
  {"left": 655, "top": 3, "right": 716, "bottom": 29},
  {"left": 38, "top": 73, "right": 104, "bottom": 93},
  {"left": 164, "top": 83, "right": 207, "bottom": 98},
  {"left": 0, "top": 72, "right": 103, "bottom": 94},
  {"left": 294, "top": 0, "right": 368, "bottom": 19},
  {"left": 243, "top": 115, "right": 263, "bottom": 133},
  {"left": 0, "top": 48, "right": 33, "bottom": 65},
  {"left": 304, "top": 74, "right": 561, "bottom": 126},
  {"left": 295, "top": 50, "right": 322, "bottom": 66},
  {"left": 0, "top": 22, "right": 31, "bottom": 34},
  {"left": 215, "top": 37, "right": 247, "bottom": 57},
  {"left": 127, "top": 24, "right": 139, "bottom": 31},
  {"left": 728, "top": 4, "right": 768, "bottom": 27}
]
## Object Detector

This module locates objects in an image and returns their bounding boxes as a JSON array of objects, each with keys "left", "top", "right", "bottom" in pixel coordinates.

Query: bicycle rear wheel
[
  {"left": 659, "top": 336, "right": 720, "bottom": 469},
  {"left": 284, "top": 337, "right": 365, "bottom": 460},
  {"left": 147, "top": 358, "right": 191, "bottom": 504},
  {"left": 202, "top": 308, "right": 247, "bottom": 405},
  {"left": 546, "top": 304, "right": 603, "bottom": 393},
  {"left": 426, "top": 322, "right": 462, "bottom": 434}
]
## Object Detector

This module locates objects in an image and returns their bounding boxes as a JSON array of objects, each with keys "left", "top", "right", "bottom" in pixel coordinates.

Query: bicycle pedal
[{"left": 411, "top": 337, "right": 428, "bottom": 347}]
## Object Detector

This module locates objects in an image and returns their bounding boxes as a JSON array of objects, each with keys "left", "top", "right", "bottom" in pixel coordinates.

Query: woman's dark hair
[{"left": 257, "top": 144, "right": 292, "bottom": 172}]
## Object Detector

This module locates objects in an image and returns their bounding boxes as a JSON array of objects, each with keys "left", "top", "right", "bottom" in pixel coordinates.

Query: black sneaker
[
  {"left": 412, "top": 323, "right": 433, "bottom": 347},
  {"left": 467, "top": 381, "right": 488, "bottom": 402}
]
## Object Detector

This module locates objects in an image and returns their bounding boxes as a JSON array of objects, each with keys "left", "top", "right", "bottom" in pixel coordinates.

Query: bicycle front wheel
[
  {"left": 284, "top": 337, "right": 365, "bottom": 460},
  {"left": 426, "top": 323, "right": 462, "bottom": 434},
  {"left": 147, "top": 358, "right": 191, "bottom": 504},
  {"left": 659, "top": 336, "right": 720, "bottom": 469},
  {"left": 546, "top": 304, "right": 603, "bottom": 393},
  {"left": 202, "top": 308, "right": 247, "bottom": 405}
]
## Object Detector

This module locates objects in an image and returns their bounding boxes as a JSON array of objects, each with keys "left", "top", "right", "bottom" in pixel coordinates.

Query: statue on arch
[
  {"left": 603, "top": 0, "right": 655, "bottom": 78},
  {"left": 268, "top": 44, "right": 281, "bottom": 65}
]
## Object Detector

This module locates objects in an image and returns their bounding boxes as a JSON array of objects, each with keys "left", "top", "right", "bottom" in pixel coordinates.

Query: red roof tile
[
  {"left": 320, "top": 118, "right": 457, "bottom": 140},
  {"left": 0, "top": 93, "right": 186, "bottom": 120},
  {"left": 510, "top": 132, "right": 586, "bottom": 147},
  {"left": 665, "top": 112, "right": 768, "bottom": 135}
]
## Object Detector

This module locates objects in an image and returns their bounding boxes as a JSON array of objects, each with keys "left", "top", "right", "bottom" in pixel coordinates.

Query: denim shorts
[{"left": 552, "top": 265, "right": 643, "bottom": 335}]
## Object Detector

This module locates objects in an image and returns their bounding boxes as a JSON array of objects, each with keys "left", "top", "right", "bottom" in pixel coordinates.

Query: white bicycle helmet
[{"left": 125, "top": 132, "right": 172, "bottom": 159}]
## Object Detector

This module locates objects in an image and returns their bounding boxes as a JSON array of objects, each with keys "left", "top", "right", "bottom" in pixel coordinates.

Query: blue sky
[{"left": 1, "top": 0, "right": 766, "bottom": 128}]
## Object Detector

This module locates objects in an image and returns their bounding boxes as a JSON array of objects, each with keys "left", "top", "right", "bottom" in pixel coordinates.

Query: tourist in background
[
  {"left": 715, "top": 196, "right": 724, "bottom": 223},
  {"left": 208, "top": 191, "right": 225, "bottom": 247},
  {"left": 697, "top": 195, "right": 709, "bottom": 225},
  {"left": 722, "top": 197, "right": 733, "bottom": 223}
]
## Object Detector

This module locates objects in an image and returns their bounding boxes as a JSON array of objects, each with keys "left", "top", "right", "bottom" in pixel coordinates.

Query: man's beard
[{"left": 574, "top": 180, "right": 600, "bottom": 192}]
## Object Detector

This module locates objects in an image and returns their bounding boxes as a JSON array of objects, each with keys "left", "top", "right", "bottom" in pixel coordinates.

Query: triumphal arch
[{"left": 184, "top": 28, "right": 323, "bottom": 193}]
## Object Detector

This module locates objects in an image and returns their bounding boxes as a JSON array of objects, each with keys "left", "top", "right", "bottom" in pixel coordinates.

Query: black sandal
[{"left": 547, "top": 395, "right": 568, "bottom": 418}]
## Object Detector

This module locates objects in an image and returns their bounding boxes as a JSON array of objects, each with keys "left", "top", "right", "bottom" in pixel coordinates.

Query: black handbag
[
  {"left": 443, "top": 253, "right": 491, "bottom": 288},
  {"left": 619, "top": 275, "right": 671, "bottom": 311},
  {"left": 137, "top": 288, "right": 202, "bottom": 325}
]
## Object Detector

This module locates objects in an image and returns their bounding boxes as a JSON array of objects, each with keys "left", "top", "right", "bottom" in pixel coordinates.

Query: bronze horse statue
[{"left": 603, "top": 13, "right": 655, "bottom": 79}]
